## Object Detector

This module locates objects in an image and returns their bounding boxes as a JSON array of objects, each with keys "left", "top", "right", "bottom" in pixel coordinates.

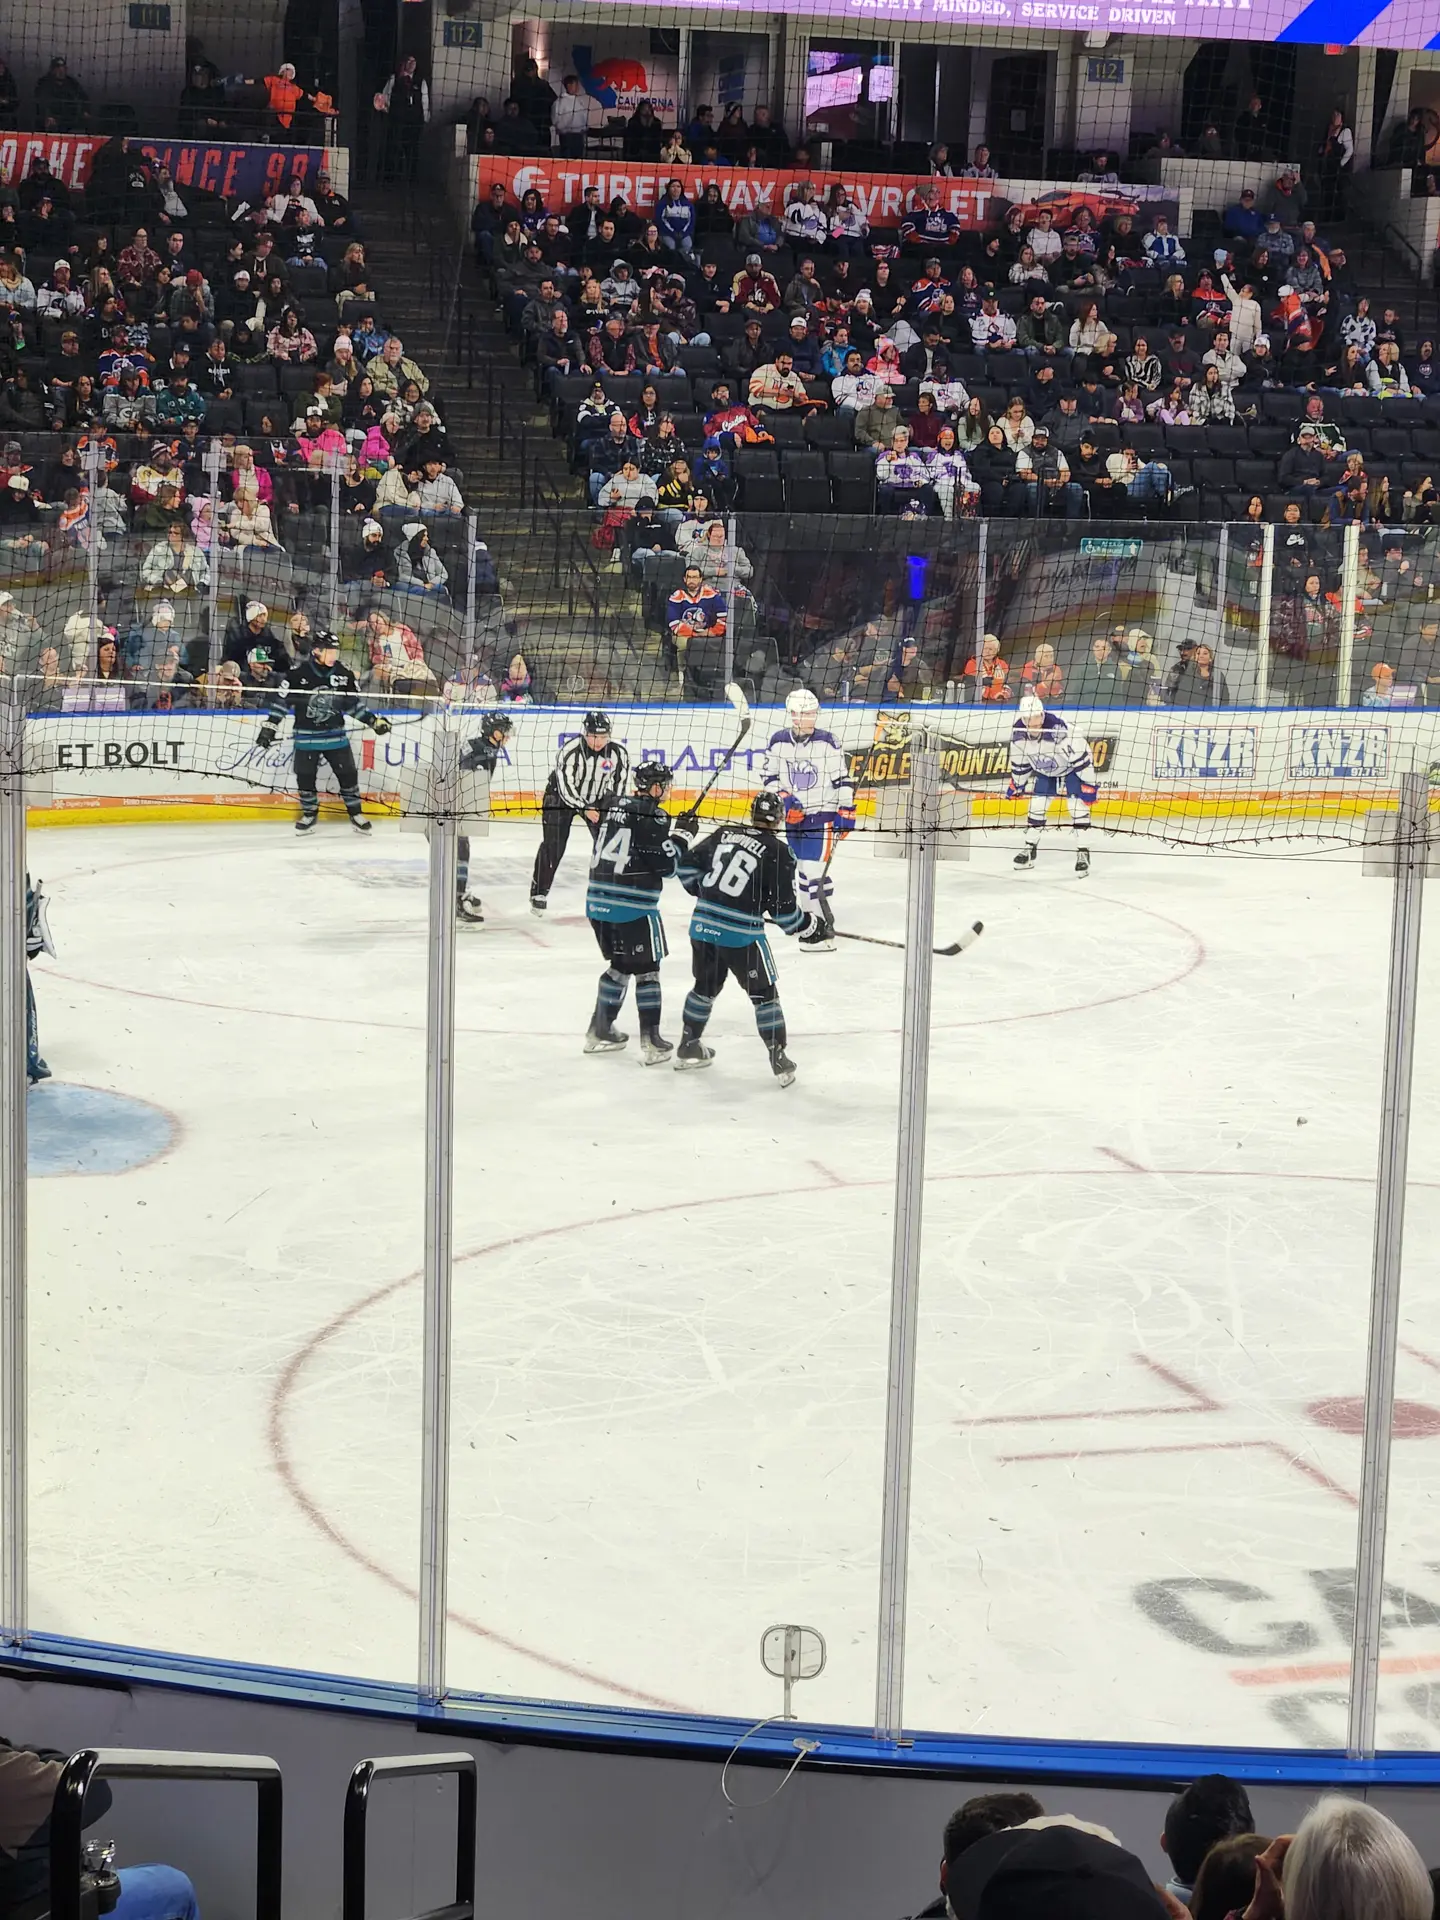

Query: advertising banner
[
  {"left": 474, "top": 154, "right": 1183, "bottom": 236},
  {"left": 25, "top": 705, "right": 1435, "bottom": 828},
  {"left": 523, "top": 0, "right": 1437, "bottom": 51},
  {"left": 0, "top": 132, "right": 335, "bottom": 201}
]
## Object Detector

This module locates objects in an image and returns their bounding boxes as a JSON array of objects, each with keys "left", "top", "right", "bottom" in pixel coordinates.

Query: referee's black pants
[{"left": 530, "top": 788, "right": 598, "bottom": 900}]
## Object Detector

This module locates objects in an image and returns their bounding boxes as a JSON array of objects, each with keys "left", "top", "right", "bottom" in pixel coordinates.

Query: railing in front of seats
[
  {"left": 342, "top": 1752, "right": 476, "bottom": 1920},
  {"left": 48, "top": 1747, "right": 283, "bottom": 1920}
]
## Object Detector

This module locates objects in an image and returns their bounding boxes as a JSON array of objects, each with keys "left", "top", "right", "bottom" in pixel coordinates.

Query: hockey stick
[
  {"left": 835, "top": 920, "right": 984, "bottom": 958},
  {"left": 686, "top": 683, "right": 752, "bottom": 813}
]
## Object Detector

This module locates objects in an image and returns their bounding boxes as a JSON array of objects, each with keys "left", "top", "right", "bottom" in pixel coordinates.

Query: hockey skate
[
  {"left": 27, "top": 1059, "right": 50, "bottom": 1085},
  {"left": 1075, "top": 846, "right": 1091, "bottom": 877},
  {"left": 639, "top": 1032, "right": 674, "bottom": 1067},
  {"left": 457, "top": 894, "right": 486, "bottom": 922},
  {"left": 770, "top": 1049, "right": 797, "bottom": 1088},
  {"left": 674, "top": 1038, "right": 715, "bottom": 1070},
  {"left": 530, "top": 894, "right": 548, "bottom": 917},
  {"left": 584, "top": 1022, "right": 629, "bottom": 1054},
  {"left": 350, "top": 813, "right": 372, "bottom": 833},
  {"left": 1013, "top": 842, "right": 1038, "bottom": 869},
  {"left": 295, "top": 812, "right": 318, "bottom": 834}
]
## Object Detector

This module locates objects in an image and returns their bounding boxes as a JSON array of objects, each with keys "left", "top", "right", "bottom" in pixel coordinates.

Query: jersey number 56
[{"left": 702, "top": 844, "right": 759, "bottom": 897}]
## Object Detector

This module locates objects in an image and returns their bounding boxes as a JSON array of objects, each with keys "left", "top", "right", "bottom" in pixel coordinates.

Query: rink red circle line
[
  {"left": 42, "top": 889, "right": 1205, "bottom": 1040},
  {"left": 269, "top": 1161, "right": 1400, "bottom": 1714}
]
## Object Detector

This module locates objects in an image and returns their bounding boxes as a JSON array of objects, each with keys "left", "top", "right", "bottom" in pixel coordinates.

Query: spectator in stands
[
  {"left": 960, "top": 632, "right": 1010, "bottom": 703},
  {"left": 748, "top": 349, "right": 817, "bottom": 415},
  {"left": 658, "top": 180, "right": 696, "bottom": 257},
  {"left": 34, "top": 56, "right": 89, "bottom": 132},
  {"left": 0, "top": 259, "right": 35, "bottom": 312},
  {"left": 267, "top": 306, "right": 318, "bottom": 364},
  {"left": 1026, "top": 427, "right": 1084, "bottom": 519},
  {"left": 902, "top": 185, "right": 960, "bottom": 251},
  {"left": 1223, "top": 187, "right": 1263, "bottom": 244},
  {"left": 624, "top": 101, "right": 665, "bottom": 162},
  {"left": 394, "top": 522, "right": 448, "bottom": 595},
  {"left": 552, "top": 73, "right": 596, "bottom": 158},
  {"left": 140, "top": 520, "right": 210, "bottom": 594},
  {"left": 375, "top": 55, "right": 431, "bottom": 182},
  {"left": 0, "top": 60, "right": 17, "bottom": 130},
  {"left": 1282, "top": 1796, "right": 1433, "bottom": 1920},
  {"left": 1279, "top": 424, "right": 1329, "bottom": 496},
  {"left": 1143, "top": 216, "right": 1186, "bottom": 268},
  {"left": 221, "top": 478, "right": 280, "bottom": 550},
  {"left": 971, "top": 290, "right": 1016, "bottom": 354},
  {"left": 369, "top": 336, "right": 429, "bottom": 397}
]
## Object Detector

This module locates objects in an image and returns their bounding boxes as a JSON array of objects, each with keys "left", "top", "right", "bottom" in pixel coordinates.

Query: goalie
[{"left": 1008, "top": 692, "right": 1097, "bottom": 876}]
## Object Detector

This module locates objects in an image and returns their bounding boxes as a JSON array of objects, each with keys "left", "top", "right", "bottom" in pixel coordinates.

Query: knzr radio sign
[
  {"left": 1151, "top": 727, "right": 1258, "bottom": 780},
  {"left": 1287, "top": 727, "right": 1389, "bottom": 780}
]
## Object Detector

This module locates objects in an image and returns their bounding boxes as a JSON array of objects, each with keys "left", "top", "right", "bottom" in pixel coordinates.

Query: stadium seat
[
  {"left": 735, "top": 447, "right": 783, "bottom": 511},
  {"left": 765, "top": 415, "right": 808, "bottom": 449},
  {"left": 782, "top": 451, "right": 832, "bottom": 512},
  {"left": 805, "top": 414, "right": 851, "bottom": 451},
  {"left": 828, "top": 451, "right": 876, "bottom": 513}
]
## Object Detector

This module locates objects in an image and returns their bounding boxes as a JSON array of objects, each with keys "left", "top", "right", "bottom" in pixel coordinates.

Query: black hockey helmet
[
  {"left": 634, "top": 758, "right": 672, "bottom": 795},
  {"left": 310, "top": 628, "right": 340, "bottom": 656},
  {"left": 751, "top": 790, "right": 784, "bottom": 830},
  {"left": 582, "top": 708, "right": 611, "bottom": 735},
  {"left": 481, "top": 710, "right": 514, "bottom": 741}
]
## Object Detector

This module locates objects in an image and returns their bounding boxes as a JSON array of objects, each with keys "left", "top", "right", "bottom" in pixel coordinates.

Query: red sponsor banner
[
  {"left": 0, "top": 132, "right": 106, "bottom": 190},
  {"left": 474, "top": 155, "right": 1180, "bottom": 234},
  {"left": 0, "top": 132, "right": 335, "bottom": 200}
]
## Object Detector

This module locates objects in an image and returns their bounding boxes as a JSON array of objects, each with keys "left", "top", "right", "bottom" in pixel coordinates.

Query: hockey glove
[
  {"left": 1005, "top": 777, "right": 1031, "bottom": 802},
  {"left": 674, "top": 809, "right": 700, "bottom": 838},
  {"left": 837, "top": 804, "right": 858, "bottom": 837},
  {"left": 783, "top": 794, "right": 806, "bottom": 826},
  {"left": 371, "top": 715, "right": 392, "bottom": 736},
  {"left": 256, "top": 724, "right": 277, "bottom": 749},
  {"left": 800, "top": 911, "right": 827, "bottom": 940},
  {"left": 1077, "top": 778, "right": 1098, "bottom": 805}
]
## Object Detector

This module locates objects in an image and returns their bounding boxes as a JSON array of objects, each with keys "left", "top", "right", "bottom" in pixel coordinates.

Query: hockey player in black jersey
[
  {"left": 256, "top": 633, "right": 392, "bottom": 832},
  {"left": 584, "top": 760, "right": 692, "bottom": 1065},
  {"left": 530, "top": 710, "right": 630, "bottom": 915},
  {"left": 675, "top": 790, "right": 820, "bottom": 1087},
  {"left": 454, "top": 710, "right": 513, "bottom": 923}
]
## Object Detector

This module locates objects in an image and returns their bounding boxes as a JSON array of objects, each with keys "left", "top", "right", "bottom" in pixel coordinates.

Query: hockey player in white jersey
[
  {"left": 762, "top": 688, "right": 856, "bottom": 950},
  {"left": 1008, "top": 692, "right": 1097, "bottom": 875}
]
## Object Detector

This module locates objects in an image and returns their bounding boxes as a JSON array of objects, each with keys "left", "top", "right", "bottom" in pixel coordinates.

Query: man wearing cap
[
  {"left": 1262, "top": 167, "right": 1308, "bottom": 226},
  {"left": 970, "top": 290, "right": 1016, "bottom": 354},
  {"left": 257, "top": 633, "right": 391, "bottom": 833},
  {"left": 1024, "top": 426, "right": 1085, "bottom": 519},
  {"left": 1223, "top": 187, "right": 1263, "bottom": 243},
  {"left": 312, "top": 170, "right": 357, "bottom": 234},
  {"left": 1278, "top": 424, "right": 1329, "bottom": 495},
  {"left": 34, "top": 57, "right": 89, "bottom": 132},
  {"left": 731, "top": 255, "right": 782, "bottom": 313},
  {"left": 345, "top": 517, "right": 391, "bottom": 584},
  {"left": 222, "top": 600, "right": 288, "bottom": 671},
  {"left": 0, "top": 476, "right": 48, "bottom": 560},
  {"left": 178, "top": 59, "right": 227, "bottom": 138},
  {"left": 781, "top": 314, "right": 823, "bottom": 379},
  {"left": 900, "top": 184, "right": 960, "bottom": 251},
  {"left": 1141, "top": 215, "right": 1186, "bottom": 267},
  {"left": 949, "top": 1816, "right": 1173, "bottom": 1920}
]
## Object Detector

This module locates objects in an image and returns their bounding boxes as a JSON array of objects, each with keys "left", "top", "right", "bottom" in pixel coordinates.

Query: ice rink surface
[{"left": 23, "top": 817, "right": 1440, "bottom": 1752}]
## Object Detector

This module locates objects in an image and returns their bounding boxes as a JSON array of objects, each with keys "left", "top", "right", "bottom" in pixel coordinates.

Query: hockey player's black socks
[
  {"left": 635, "top": 971, "right": 663, "bottom": 1040},
  {"left": 681, "top": 991, "right": 714, "bottom": 1044},
  {"left": 592, "top": 967, "right": 629, "bottom": 1035},
  {"left": 753, "top": 997, "right": 787, "bottom": 1054}
]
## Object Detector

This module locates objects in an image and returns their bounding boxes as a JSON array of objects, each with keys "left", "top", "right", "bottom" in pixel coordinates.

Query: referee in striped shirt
[{"left": 530, "top": 709, "right": 630, "bottom": 915}]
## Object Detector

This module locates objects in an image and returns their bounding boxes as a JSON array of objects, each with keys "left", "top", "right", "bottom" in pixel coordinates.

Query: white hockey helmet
[
  {"left": 785, "top": 688, "right": 821, "bottom": 723},
  {"left": 1018, "top": 692, "right": 1045, "bottom": 727}
]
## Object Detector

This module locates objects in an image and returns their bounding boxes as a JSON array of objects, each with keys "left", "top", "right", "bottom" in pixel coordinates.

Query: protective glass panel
[
  {"left": 443, "top": 509, "right": 890, "bottom": 1721},
  {"left": 19, "top": 441, "right": 426, "bottom": 1681}
]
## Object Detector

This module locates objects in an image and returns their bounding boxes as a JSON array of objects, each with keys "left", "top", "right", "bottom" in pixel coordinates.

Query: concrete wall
[{"left": 7, "top": 1666, "right": 1440, "bottom": 1920}]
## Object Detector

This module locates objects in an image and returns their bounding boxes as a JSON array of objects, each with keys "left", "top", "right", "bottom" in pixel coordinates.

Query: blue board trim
[{"left": 7, "top": 1634, "right": 1440, "bottom": 1784}]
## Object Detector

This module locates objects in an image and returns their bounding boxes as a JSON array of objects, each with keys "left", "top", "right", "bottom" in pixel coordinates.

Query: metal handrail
[
  {"left": 49, "top": 1748, "right": 283, "bottom": 1920},
  {"left": 342, "top": 1752, "right": 476, "bottom": 1920}
]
